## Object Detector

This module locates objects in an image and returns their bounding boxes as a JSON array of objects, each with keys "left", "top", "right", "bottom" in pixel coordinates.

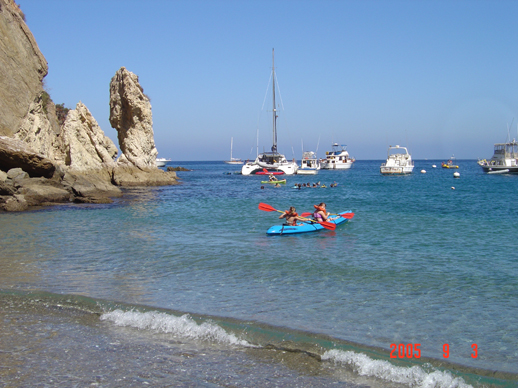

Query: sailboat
[
  {"left": 241, "top": 49, "right": 298, "bottom": 176},
  {"left": 224, "top": 137, "right": 244, "bottom": 165}
]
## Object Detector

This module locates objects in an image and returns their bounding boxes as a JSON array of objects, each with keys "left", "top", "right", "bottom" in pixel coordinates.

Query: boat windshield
[
  {"left": 258, "top": 152, "right": 287, "bottom": 163},
  {"left": 494, "top": 140, "right": 518, "bottom": 157},
  {"left": 330, "top": 144, "right": 347, "bottom": 154},
  {"left": 388, "top": 146, "right": 409, "bottom": 157}
]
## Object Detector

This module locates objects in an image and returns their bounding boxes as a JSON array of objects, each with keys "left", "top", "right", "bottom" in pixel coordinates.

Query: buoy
[
  {"left": 451, "top": 186, "right": 455, "bottom": 190},
  {"left": 421, "top": 169, "right": 426, "bottom": 173},
  {"left": 453, "top": 172, "right": 460, "bottom": 178},
  {"left": 432, "top": 164, "right": 437, "bottom": 168}
]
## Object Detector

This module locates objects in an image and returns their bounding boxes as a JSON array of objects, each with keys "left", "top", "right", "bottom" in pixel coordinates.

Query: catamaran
[{"left": 241, "top": 49, "right": 298, "bottom": 176}]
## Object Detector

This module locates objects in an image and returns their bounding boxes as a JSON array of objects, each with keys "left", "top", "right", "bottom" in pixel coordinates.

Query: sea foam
[
  {"left": 101, "top": 309, "right": 253, "bottom": 347},
  {"left": 322, "top": 349, "right": 474, "bottom": 388}
]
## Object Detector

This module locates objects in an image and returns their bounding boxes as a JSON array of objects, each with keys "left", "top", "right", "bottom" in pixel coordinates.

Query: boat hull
[
  {"left": 266, "top": 211, "right": 352, "bottom": 235},
  {"left": 156, "top": 158, "right": 171, "bottom": 167},
  {"left": 321, "top": 162, "right": 353, "bottom": 170},
  {"left": 296, "top": 168, "right": 318, "bottom": 175},
  {"left": 480, "top": 165, "right": 518, "bottom": 173},
  {"left": 241, "top": 163, "right": 297, "bottom": 175},
  {"left": 380, "top": 166, "right": 414, "bottom": 175}
]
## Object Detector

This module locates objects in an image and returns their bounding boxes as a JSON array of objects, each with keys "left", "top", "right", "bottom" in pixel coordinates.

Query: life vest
[
  {"left": 284, "top": 210, "right": 298, "bottom": 225},
  {"left": 313, "top": 204, "right": 325, "bottom": 213}
]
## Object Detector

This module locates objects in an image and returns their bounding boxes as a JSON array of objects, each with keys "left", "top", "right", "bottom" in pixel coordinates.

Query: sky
[{"left": 17, "top": 0, "right": 518, "bottom": 160}]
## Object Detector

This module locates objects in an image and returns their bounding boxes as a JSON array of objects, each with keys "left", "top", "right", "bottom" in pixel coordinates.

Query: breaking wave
[
  {"left": 101, "top": 309, "right": 254, "bottom": 347},
  {"left": 322, "top": 349, "right": 473, "bottom": 388}
]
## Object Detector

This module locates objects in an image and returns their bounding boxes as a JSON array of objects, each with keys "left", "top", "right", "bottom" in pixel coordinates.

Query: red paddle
[
  {"left": 300, "top": 212, "right": 355, "bottom": 219},
  {"left": 258, "top": 203, "right": 336, "bottom": 231}
]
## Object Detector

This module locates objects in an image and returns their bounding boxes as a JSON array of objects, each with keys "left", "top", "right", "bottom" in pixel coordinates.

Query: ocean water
[{"left": 1, "top": 160, "right": 517, "bottom": 387}]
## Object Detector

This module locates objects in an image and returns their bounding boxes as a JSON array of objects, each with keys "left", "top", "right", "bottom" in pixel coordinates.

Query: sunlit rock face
[
  {"left": 109, "top": 67, "right": 158, "bottom": 169},
  {"left": 62, "top": 102, "right": 118, "bottom": 170},
  {"left": 0, "top": 0, "right": 48, "bottom": 137}
]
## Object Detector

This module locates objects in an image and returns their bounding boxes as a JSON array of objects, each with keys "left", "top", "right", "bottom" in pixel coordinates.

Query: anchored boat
[
  {"left": 224, "top": 137, "right": 244, "bottom": 165},
  {"left": 241, "top": 49, "right": 298, "bottom": 176},
  {"left": 380, "top": 145, "right": 414, "bottom": 175},
  {"left": 441, "top": 155, "right": 459, "bottom": 169},
  {"left": 156, "top": 157, "right": 171, "bottom": 167},
  {"left": 478, "top": 139, "right": 518, "bottom": 174},
  {"left": 320, "top": 143, "right": 355, "bottom": 170},
  {"left": 297, "top": 151, "right": 320, "bottom": 175}
]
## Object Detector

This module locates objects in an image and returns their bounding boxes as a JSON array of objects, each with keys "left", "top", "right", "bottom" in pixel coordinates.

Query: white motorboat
[
  {"left": 156, "top": 157, "right": 171, "bottom": 167},
  {"left": 224, "top": 137, "right": 244, "bottom": 165},
  {"left": 241, "top": 49, "right": 298, "bottom": 176},
  {"left": 478, "top": 139, "right": 518, "bottom": 174},
  {"left": 297, "top": 151, "right": 319, "bottom": 175},
  {"left": 320, "top": 143, "right": 355, "bottom": 169},
  {"left": 380, "top": 145, "right": 414, "bottom": 175}
]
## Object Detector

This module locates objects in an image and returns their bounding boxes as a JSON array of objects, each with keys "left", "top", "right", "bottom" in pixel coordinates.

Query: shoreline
[{"left": 1, "top": 289, "right": 516, "bottom": 387}]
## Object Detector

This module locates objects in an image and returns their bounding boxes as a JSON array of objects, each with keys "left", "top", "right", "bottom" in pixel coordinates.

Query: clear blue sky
[{"left": 18, "top": 0, "right": 518, "bottom": 160}]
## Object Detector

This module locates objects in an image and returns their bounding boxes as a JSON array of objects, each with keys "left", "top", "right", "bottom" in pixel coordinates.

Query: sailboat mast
[
  {"left": 271, "top": 48, "right": 278, "bottom": 153},
  {"left": 230, "top": 137, "right": 233, "bottom": 160}
]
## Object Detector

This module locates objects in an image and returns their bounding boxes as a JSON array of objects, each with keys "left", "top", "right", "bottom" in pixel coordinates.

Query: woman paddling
[{"left": 313, "top": 203, "right": 330, "bottom": 222}]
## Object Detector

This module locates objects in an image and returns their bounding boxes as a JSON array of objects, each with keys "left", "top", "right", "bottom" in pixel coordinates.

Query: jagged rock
[
  {"left": 7, "top": 167, "right": 28, "bottom": 180},
  {"left": 15, "top": 95, "right": 66, "bottom": 163},
  {"left": 0, "top": 194, "right": 28, "bottom": 212},
  {"left": 0, "top": 0, "right": 48, "bottom": 137},
  {"left": 109, "top": 67, "right": 158, "bottom": 169},
  {"left": 15, "top": 177, "right": 71, "bottom": 206},
  {"left": 63, "top": 102, "right": 118, "bottom": 169},
  {"left": 0, "top": 181, "right": 16, "bottom": 195},
  {"left": 167, "top": 166, "right": 191, "bottom": 172},
  {"left": 0, "top": 136, "right": 56, "bottom": 178},
  {"left": 62, "top": 169, "right": 122, "bottom": 199},
  {"left": 112, "top": 165, "right": 177, "bottom": 187}
]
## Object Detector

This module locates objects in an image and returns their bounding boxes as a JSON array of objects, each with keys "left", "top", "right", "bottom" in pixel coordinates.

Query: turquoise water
[{"left": 1, "top": 160, "right": 517, "bottom": 387}]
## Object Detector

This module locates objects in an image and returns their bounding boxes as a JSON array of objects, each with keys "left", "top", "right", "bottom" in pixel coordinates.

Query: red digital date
[
  {"left": 443, "top": 343, "right": 478, "bottom": 358},
  {"left": 390, "top": 343, "right": 421, "bottom": 358}
]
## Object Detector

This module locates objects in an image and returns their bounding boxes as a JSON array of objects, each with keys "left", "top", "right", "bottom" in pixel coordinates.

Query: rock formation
[
  {"left": 0, "top": 136, "right": 55, "bottom": 178},
  {"left": 0, "top": 1, "right": 178, "bottom": 211},
  {"left": 109, "top": 67, "right": 158, "bottom": 169},
  {"left": 0, "top": 0, "right": 47, "bottom": 137},
  {"left": 62, "top": 102, "right": 118, "bottom": 170}
]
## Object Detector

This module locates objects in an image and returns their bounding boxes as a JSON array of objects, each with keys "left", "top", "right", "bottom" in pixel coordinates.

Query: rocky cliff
[
  {"left": 0, "top": 0, "right": 178, "bottom": 211},
  {"left": 0, "top": 0, "right": 47, "bottom": 137}
]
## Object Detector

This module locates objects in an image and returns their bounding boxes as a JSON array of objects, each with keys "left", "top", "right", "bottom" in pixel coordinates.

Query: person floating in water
[{"left": 279, "top": 206, "right": 304, "bottom": 226}]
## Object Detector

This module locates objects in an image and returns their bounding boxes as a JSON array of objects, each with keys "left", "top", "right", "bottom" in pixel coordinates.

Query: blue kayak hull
[{"left": 266, "top": 211, "right": 353, "bottom": 235}]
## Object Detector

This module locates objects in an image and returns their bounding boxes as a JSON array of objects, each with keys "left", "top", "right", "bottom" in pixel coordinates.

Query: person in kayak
[
  {"left": 313, "top": 203, "right": 330, "bottom": 222},
  {"left": 279, "top": 207, "right": 304, "bottom": 226}
]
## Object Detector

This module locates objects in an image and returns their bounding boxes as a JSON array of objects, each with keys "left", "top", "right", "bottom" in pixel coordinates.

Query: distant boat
[
  {"left": 380, "top": 145, "right": 414, "bottom": 175},
  {"left": 241, "top": 49, "right": 298, "bottom": 176},
  {"left": 320, "top": 143, "right": 355, "bottom": 170},
  {"left": 478, "top": 139, "right": 518, "bottom": 173},
  {"left": 442, "top": 155, "right": 459, "bottom": 169},
  {"left": 156, "top": 157, "right": 171, "bottom": 167},
  {"left": 297, "top": 151, "right": 320, "bottom": 175},
  {"left": 224, "top": 137, "right": 244, "bottom": 165}
]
